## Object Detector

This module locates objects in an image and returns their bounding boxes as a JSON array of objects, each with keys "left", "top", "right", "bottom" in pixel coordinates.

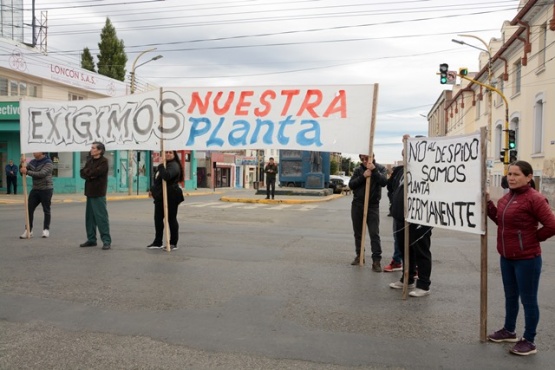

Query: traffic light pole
[{"left": 458, "top": 74, "right": 510, "bottom": 175}]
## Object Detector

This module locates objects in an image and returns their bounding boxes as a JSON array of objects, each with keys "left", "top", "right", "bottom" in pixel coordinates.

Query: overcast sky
[{"left": 22, "top": 0, "right": 522, "bottom": 164}]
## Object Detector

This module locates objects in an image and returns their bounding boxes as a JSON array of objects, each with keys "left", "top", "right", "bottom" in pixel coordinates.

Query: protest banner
[
  {"left": 405, "top": 133, "right": 484, "bottom": 235},
  {"left": 19, "top": 85, "right": 375, "bottom": 153}
]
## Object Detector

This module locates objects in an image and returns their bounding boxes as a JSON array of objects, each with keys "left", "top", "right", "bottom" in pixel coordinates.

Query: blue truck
[{"left": 278, "top": 150, "right": 330, "bottom": 189}]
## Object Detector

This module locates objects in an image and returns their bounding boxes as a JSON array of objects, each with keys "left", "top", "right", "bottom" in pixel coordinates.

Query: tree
[
  {"left": 80, "top": 47, "right": 96, "bottom": 72},
  {"left": 330, "top": 159, "right": 339, "bottom": 175},
  {"left": 341, "top": 156, "right": 353, "bottom": 176},
  {"left": 96, "top": 18, "right": 127, "bottom": 81}
]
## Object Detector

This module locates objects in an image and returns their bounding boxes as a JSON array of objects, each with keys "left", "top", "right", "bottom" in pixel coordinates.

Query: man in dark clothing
[
  {"left": 348, "top": 154, "right": 388, "bottom": 271},
  {"left": 5, "top": 159, "right": 18, "bottom": 194},
  {"left": 384, "top": 163, "right": 404, "bottom": 272},
  {"left": 79, "top": 142, "right": 112, "bottom": 250},
  {"left": 19, "top": 153, "right": 54, "bottom": 238},
  {"left": 388, "top": 169, "right": 433, "bottom": 297},
  {"left": 264, "top": 157, "right": 278, "bottom": 200}
]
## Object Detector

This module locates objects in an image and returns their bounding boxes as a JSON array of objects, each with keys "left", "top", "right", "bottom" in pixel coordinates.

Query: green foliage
[
  {"left": 96, "top": 18, "right": 127, "bottom": 81},
  {"left": 341, "top": 156, "right": 353, "bottom": 175},
  {"left": 330, "top": 160, "right": 339, "bottom": 175},
  {"left": 80, "top": 47, "right": 96, "bottom": 72}
]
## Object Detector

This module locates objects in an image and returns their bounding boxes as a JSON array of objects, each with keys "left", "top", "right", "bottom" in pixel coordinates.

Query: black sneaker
[
  {"left": 170, "top": 245, "right": 179, "bottom": 251},
  {"left": 102, "top": 244, "right": 111, "bottom": 250},
  {"left": 147, "top": 243, "right": 162, "bottom": 249},
  {"left": 80, "top": 241, "right": 97, "bottom": 247},
  {"left": 351, "top": 256, "right": 364, "bottom": 265}
]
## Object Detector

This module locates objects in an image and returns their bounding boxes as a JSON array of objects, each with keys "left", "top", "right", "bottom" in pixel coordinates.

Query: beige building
[{"left": 428, "top": 0, "right": 555, "bottom": 203}]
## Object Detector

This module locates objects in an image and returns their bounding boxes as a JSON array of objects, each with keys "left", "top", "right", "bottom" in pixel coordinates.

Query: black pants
[
  {"left": 27, "top": 188, "right": 53, "bottom": 231},
  {"left": 397, "top": 222, "right": 433, "bottom": 290},
  {"left": 266, "top": 179, "right": 275, "bottom": 198},
  {"left": 6, "top": 176, "right": 17, "bottom": 194},
  {"left": 351, "top": 203, "right": 382, "bottom": 262},
  {"left": 153, "top": 199, "right": 180, "bottom": 246}
]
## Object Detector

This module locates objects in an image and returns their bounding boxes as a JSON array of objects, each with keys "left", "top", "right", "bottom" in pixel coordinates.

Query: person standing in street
[
  {"left": 5, "top": 159, "right": 18, "bottom": 194},
  {"left": 384, "top": 161, "right": 404, "bottom": 272},
  {"left": 348, "top": 153, "right": 387, "bottom": 271},
  {"left": 147, "top": 150, "right": 184, "bottom": 251},
  {"left": 486, "top": 160, "right": 555, "bottom": 356},
  {"left": 79, "top": 142, "right": 112, "bottom": 250},
  {"left": 19, "top": 153, "right": 54, "bottom": 238},
  {"left": 264, "top": 157, "right": 278, "bottom": 200}
]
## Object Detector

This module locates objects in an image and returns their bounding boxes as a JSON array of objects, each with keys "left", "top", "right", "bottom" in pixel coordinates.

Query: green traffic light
[{"left": 508, "top": 129, "right": 516, "bottom": 149}]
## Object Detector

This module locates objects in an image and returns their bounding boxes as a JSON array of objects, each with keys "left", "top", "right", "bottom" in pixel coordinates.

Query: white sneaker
[
  {"left": 42, "top": 229, "right": 50, "bottom": 238},
  {"left": 389, "top": 281, "right": 415, "bottom": 289},
  {"left": 409, "top": 288, "right": 430, "bottom": 297},
  {"left": 20, "top": 230, "right": 33, "bottom": 239}
]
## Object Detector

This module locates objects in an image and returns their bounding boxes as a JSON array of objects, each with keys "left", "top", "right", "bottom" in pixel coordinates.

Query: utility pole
[{"left": 128, "top": 48, "right": 163, "bottom": 195}]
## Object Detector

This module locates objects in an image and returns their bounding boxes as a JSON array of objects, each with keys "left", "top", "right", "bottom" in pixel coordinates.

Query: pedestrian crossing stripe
[{"left": 185, "top": 202, "right": 319, "bottom": 211}]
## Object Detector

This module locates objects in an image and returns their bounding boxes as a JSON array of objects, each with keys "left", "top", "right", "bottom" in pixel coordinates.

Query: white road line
[
  {"left": 267, "top": 204, "right": 293, "bottom": 210},
  {"left": 186, "top": 202, "right": 221, "bottom": 207},
  {"left": 240, "top": 204, "right": 268, "bottom": 209},
  {"left": 299, "top": 205, "right": 318, "bottom": 211},
  {"left": 212, "top": 203, "right": 241, "bottom": 208}
]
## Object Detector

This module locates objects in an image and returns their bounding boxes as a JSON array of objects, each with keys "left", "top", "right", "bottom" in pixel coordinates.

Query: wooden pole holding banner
[
  {"left": 359, "top": 84, "right": 379, "bottom": 266},
  {"left": 480, "top": 127, "right": 488, "bottom": 341},
  {"left": 159, "top": 88, "right": 171, "bottom": 252},
  {"left": 401, "top": 136, "right": 410, "bottom": 299},
  {"left": 20, "top": 154, "right": 31, "bottom": 238}
]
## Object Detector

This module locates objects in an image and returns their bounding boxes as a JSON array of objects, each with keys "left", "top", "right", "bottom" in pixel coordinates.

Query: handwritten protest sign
[
  {"left": 19, "top": 85, "right": 375, "bottom": 153},
  {"left": 406, "top": 134, "right": 484, "bottom": 235}
]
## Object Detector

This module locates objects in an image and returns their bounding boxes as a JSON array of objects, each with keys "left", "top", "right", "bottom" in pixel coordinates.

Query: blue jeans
[{"left": 500, "top": 255, "right": 542, "bottom": 343}]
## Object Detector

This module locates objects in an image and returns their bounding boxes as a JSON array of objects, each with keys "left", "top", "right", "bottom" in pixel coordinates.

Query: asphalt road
[{"left": 2, "top": 192, "right": 555, "bottom": 369}]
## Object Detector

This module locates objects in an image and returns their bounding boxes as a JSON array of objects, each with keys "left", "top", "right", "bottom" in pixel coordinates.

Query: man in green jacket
[{"left": 79, "top": 142, "right": 112, "bottom": 250}]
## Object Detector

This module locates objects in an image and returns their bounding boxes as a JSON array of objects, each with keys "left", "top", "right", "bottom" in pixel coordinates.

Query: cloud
[{"left": 27, "top": 0, "right": 520, "bottom": 163}]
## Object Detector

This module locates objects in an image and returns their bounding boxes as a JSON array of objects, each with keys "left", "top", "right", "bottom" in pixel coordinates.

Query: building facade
[
  {"left": 428, "top": 0, "right": 555, "bottom": 203},
  {"left": 0, "top": 38, "right": 201, "bottom": 193}
]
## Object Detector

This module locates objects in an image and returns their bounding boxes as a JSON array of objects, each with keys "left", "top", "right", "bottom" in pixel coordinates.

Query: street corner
[{"left": 184, "top": 190, "right": 222, "bottom": 197}]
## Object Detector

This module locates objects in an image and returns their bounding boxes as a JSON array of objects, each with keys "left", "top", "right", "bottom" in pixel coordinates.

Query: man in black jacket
[
  {"left": 388, "top": 153, "right": 433, "bottom": 297},
  {"left": 348, "top": 154, "right": 388, "bottom": 271}
]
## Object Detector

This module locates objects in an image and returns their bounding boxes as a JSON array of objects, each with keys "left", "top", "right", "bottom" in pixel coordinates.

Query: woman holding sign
[
  {"left": 487, "top": 161, "right": 555, "bottom": 356},
  {"left": 147, "top": 150, "right": 184, "bottom": 251}
]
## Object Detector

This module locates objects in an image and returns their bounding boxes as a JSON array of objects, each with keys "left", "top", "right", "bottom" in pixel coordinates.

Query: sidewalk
[{"left": 0, "top": 188, "right": 344, "bottom": 206}]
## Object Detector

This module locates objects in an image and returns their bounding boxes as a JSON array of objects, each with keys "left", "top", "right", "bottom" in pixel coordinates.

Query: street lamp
[
  {"left": 128, "top": 48, "right": 163, "bottom": 195},
  {"left": 452, "top": 35, "right": 493, "bottom": 142}
]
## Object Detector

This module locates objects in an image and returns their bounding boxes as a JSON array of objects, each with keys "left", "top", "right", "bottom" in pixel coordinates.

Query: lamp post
[
  {"left": 452, "top": 35, "right": 493, "bottom": 142},
  {"left": 128, "top": 48, "right": 163, "bottom": 195}
]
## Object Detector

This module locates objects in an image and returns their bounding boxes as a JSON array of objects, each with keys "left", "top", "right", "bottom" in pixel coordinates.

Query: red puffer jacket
[{"left": 487, "top": 186, "right": 555, "bottom": 259}]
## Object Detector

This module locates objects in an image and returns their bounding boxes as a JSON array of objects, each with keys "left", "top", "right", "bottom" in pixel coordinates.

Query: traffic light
[
  {"left": 439, "top": 63, "right": 449, "bottom": 84},
  {"left": 508, "top": 129, "right": 516, "bottom": 149},
  {"left": 459, "top": 67, "right": 468, "bottom": 76},
  {"left": 509, "top": 150, "right": 518, "bottom": 163},
  {"left": 499, "top": 150, "right": 507, "bottom": 164}
]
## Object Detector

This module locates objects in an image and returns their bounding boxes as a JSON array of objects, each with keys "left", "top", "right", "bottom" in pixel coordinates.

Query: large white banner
[
  {"left": 406, "top": 134, "right": 484, "bottom": 235},
  {"left": 20, "top": 85, "right": 375, "bottom": 153}
]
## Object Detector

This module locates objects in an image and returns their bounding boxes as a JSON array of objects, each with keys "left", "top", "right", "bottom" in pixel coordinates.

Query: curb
[{"left": 220, "top": 193, "right": 344, "bottom": 204}]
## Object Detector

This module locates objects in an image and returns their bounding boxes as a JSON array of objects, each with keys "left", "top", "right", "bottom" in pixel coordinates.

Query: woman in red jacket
[{"left": 486, "top": 161, "right": 555, "bottom": 355}]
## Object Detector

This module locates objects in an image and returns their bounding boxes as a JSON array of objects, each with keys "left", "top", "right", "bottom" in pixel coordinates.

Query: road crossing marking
[
  {"left": 266, "top": 204, "right": 292, "bottom": 210},
  {"left": 184, "top": 202, "right": 319, "bottom": 211}
]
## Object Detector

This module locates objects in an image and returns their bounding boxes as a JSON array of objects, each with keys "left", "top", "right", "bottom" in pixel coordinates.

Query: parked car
[{"left": 329, "top": 175, "right": 346, "bottom": 194}]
